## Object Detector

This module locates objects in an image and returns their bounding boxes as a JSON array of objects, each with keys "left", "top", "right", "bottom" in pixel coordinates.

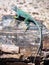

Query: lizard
[
  {"left": 11, "top": 5, "right": 43, "bottom": 62},
  {"left": 11, "top": 5, "right": 40, "bottom": 31}
]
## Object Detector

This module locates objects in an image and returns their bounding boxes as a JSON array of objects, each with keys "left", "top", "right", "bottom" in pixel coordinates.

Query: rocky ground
[
  {"left": 0, "top": 0, "right": 49, "bottom": 29},
  {"left": 0, "top": 0, "right": 49, "bottom": 65}
]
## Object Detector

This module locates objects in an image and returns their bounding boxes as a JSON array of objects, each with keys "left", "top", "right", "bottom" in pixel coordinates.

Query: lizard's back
[{"left": 17, "top": 8, "right": 32, "bottom": 19}]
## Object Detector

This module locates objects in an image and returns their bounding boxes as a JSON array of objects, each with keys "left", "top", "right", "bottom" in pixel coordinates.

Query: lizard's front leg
[{"left": 24, "top": 18, "right": 30, "bottom": 31}]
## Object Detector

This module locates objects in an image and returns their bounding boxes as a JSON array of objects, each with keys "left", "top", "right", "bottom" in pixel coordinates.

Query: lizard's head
[
  {"left": 11, "top": 5, "right": 18, "bottom": 19},
  {"left": 11, "top": 5, "right": 17, "bottom": 12}
]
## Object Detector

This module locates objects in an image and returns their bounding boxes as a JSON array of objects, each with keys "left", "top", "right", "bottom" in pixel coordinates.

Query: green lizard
[{"left": 12, "top": 5, "right": 40, "bottom": 31}]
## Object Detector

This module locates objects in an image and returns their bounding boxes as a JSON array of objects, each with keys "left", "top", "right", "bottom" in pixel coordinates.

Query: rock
[
  {"left": 43, "top": 20, "right": 49, "bottom": 30},
  {"left": 0, "top": 54, "right": 22, "bottom": 59},
  {"left": 1, "top": 44, "right": 20, "bottom": 54}
]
